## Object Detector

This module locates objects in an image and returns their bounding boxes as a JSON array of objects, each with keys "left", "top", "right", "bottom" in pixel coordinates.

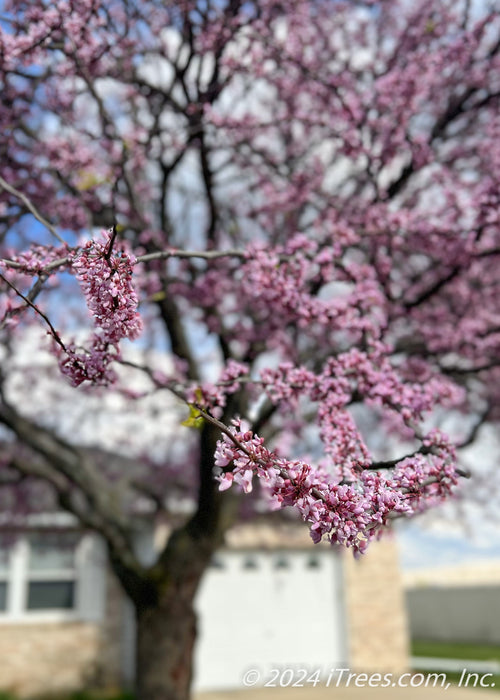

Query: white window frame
[{"left": 0, "top": 531, "right": 106, "bottom": 624}]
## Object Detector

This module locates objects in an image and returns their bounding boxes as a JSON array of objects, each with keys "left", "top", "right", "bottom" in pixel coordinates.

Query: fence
[{"left": 406, "top": 585, "right": 500, "bottom": 644}]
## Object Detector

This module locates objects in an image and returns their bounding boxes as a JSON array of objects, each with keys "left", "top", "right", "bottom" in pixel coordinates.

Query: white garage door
[{"left": 193, "top": 549, "right": 346, "bottom": 691}]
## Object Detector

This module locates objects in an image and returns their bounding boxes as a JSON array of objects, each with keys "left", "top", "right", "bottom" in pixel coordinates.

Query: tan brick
[
  {"left": 342, "top": 535, "right": 410, "bottom": 673},
  {"left": 0, "top": 570, "right": 123, "bottom": 698}
]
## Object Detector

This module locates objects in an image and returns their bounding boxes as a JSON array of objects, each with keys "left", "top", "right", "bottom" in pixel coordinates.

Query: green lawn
[
  {"left": 412, "top": 639, "right": 500, "bottom": 662},
  {"left": 412, "top": 640, "right": 500, "bottom": 691}
]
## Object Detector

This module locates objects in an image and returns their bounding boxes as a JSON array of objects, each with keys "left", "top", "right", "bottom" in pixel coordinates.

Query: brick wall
[
  {"left": 0, "top": 622, "right": 107, "bottom": 697},
  {"left": 342, "top": 535, "right": 410, "bottom": 673},
  {"left": 0, "top": 573, "right": 123, "bottom": 698}
]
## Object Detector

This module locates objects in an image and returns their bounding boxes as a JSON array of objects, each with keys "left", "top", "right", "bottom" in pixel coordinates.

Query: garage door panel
[{"left": 193, "top": 550, "right": 345, "bottom": 690}]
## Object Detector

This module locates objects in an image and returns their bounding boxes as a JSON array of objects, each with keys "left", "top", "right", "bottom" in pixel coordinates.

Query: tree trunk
[
  {"left": 128, "top": 422, "right": 231, "bottom": 700},
  {"left": 135, "top": 588, "right": 198, "bottom": 700}
]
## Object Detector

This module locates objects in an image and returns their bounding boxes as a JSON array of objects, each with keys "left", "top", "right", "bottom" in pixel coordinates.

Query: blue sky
[{"left": 397, "top": 520, "right": 500, "bottom": 570}]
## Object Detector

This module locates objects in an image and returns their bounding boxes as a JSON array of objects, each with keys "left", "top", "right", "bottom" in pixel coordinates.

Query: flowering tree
[{"left": 1, "top": 0, "right": 500, "bottom": 698}]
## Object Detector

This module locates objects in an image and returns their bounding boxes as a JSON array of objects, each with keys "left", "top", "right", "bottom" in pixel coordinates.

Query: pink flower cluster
[
  {"left": 256, "top": 348, "right": 463, "bottom": 479},
  {"left": 8, "top": 243, "right": 70, "bottom": 274},
  {"left": 70, "top": 232, "right": 142, "bottom": 343},
  {"left": 56, "top": 335, "right": 119, "bottom": 387},
  {"left": 185, "top": 360, "right": 250, "bottom": 413},
  {"left": 215, "top": 421, "right": 459, "bottom": 554},
  {"left": 56, "top": 231, "right": 142, "bottom": 386},
  {"left": 238, "top": 242, "right": 388, "bottom": 351}
]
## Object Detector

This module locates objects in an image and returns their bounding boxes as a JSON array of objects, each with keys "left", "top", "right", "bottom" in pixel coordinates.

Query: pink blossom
[
  {"left": 214, "top": 420, "right": 459, "bottom": 555},
  {"left": 70, "top": 231, "right": 142, "bottom": 344}
]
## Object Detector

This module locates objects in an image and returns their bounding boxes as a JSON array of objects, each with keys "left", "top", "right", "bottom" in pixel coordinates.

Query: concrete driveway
[{"left": 195, "top": 683, "right": 500, "bottom": 700}]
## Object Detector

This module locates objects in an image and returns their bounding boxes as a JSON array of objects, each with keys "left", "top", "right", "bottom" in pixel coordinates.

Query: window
[
  {"left": 0, "top": 531, "right": 105, "bottom": 622},
  {"left": 209, "top": 556, "right": 225, "bottom": 570},
  {"left": 242, "top": 556, "right": 258, "bottom": 570},
  {"left": 26, "top": 533, "right": 77, "bottom": 611},
  {"left": 306, "top": 556, "right": 321, "bottom": 569},
  {"left": 273, "top": 556, "right": 290, "bottom": 570},
  {"left": 0, "top": 546, "right": 9, "bottom": 612}
]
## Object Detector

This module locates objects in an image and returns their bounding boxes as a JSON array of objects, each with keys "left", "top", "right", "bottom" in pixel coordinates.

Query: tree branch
[
  {"left": 0, "top": 272, "right": 67, "bottom": 348},
  {"left": 0, "top": 398, "right": 138, "bottom": 562},
  {"left": 0, "top": 176, "right": 66, "bottom": 244},
  {"left": 135, "top": 248, "right": 246, "bottom": 264}
]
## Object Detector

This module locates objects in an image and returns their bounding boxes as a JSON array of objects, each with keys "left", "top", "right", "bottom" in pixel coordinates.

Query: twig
[
  {"left": 105, "top": 224, "right": 118, "bottom": 262},
  {"left": 0, "top": 256, "right": 71, "bottom": 272},
  {"left": 0, "top": 272, "right": 67, "bottom": 351},
  {"left": 1, "top": 247, "right": 246, "bottom": 272},
  {"left": 135, "top": 248, "right": 247, "bottom": 264},
  {"left": 369, "top": 446, "right": 432, "bottom": 470},
  {"left": 0, "top": 176, "right": 66, "bottom": 245}
]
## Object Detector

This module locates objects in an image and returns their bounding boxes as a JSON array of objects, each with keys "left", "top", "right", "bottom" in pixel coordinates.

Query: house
[
  {"left": 0, "top": 338, "right": 411, "bottom": 695},
  {"left": 0, "top": 520, "right": 410, "bottom": 697}
]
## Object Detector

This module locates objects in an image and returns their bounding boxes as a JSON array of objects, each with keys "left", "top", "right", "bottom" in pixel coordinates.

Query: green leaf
[{"left": 181, "top": 404, "right": 205, "bottom": 430}]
